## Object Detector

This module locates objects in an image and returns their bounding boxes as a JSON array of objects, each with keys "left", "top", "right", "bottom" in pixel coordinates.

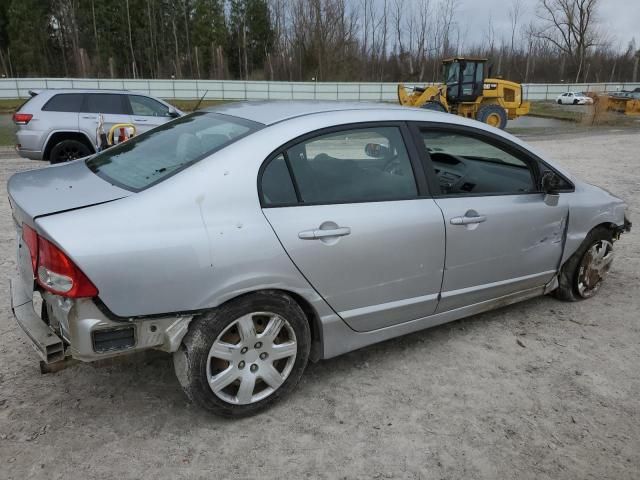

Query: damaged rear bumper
[
  {"left": 10, "top": 278, "right": 65, "bottom": 363},
  {"left": 10, "top": 276, "right": 193, "bottom": 366}
]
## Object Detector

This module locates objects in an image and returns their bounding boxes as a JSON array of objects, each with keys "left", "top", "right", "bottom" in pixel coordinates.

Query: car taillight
[
  {"left": 13, "top": 113, "right": 33, "bottom": 125},
  {"left": 22, "top": 223, "right": 98, "bottom": 298},
  {"left": 22, "top": 224, "right": 38, "bottom": 273}
]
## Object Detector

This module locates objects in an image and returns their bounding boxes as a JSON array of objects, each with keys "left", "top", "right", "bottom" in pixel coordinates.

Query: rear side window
[
  {"left": 86, "top": 112, "right": 262, "bottom": 191},
  {"left": 42, "top": 93, "right": 84, "bottom": 112},
  {"left": 261, "top": 154, "right": 297, "bottom": 205},
  {"left": 83, "top": 94, "right": 128, "bottom": 115},
  {"left": 128, "top": 95, "right": 170, "bottom": 117},
  {"left": 281, "top": 126, "right": 417, "bottom": 204}
]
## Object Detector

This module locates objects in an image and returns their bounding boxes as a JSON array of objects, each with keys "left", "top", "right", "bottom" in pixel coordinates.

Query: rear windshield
[{"left": 86, "top": 112, "right": 262, "bottom": 191}]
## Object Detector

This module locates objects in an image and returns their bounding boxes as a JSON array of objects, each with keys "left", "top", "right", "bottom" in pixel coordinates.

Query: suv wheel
[
  {"left": 174, "top": 291, "right": 311, "bottom": 417},
  {"left": 49, "top": 139, "right": 91, "bottom": 164}
]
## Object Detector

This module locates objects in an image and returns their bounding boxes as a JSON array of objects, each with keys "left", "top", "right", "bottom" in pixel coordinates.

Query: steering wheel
[{"left": 382, "top": 156, "right": 404, "bottom": 175}]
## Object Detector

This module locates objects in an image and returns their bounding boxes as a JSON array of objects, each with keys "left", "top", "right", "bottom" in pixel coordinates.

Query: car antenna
[{"left": 193, "top": 90, "right": 208, "bottom": 111}]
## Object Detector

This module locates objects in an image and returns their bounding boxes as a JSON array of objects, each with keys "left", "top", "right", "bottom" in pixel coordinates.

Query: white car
[{"left": 556, "top": 92, "right": 593, "bottom": 105}]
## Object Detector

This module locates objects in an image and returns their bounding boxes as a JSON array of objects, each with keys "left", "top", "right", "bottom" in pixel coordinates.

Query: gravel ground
[{"left": 0, "top": 130, "right": 638, "bottom": 480}]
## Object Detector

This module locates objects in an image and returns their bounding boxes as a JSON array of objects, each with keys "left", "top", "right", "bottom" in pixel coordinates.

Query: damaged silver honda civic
[{"left": 9, "top": 102, "right": 630, "bottom": 417}]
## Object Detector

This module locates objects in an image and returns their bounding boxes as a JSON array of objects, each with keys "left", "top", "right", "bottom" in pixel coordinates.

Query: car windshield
[{"left": 86, "top": 112, "right": 262, "bottom": 191}]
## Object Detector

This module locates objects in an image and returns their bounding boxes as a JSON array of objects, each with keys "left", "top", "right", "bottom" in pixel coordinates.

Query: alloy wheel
[{"left": 206, "top": 312, "right": 297, "bottom": 405}]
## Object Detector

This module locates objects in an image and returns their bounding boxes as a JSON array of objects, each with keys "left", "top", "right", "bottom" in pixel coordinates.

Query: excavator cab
[{"left": 443, "top": 58, "right": 486, "bottom": 103}]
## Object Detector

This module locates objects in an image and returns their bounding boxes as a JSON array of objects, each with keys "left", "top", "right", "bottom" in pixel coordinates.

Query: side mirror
[
  {"left": 364, "top": 143, "right": 389, "bottom": 158},
  {"left": 541, "top": 171, "right": 562, "bottom": 206},
  {"left": 541, "top": 171, "right": 562, "bottom": 194},
  {"left": 168, "top": 107, "right": 180, "bottom": 118}
]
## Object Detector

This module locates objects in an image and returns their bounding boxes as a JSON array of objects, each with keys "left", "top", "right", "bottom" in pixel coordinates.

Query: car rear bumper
[
  {"left": 10, "top": 276, "right": 193, "bottom": 365},
  {"left": 10, "top": 278, "right": 65, "bottom": 363},
  {"left": 15, "top": 146, "right": 44, "bottom": 161}
]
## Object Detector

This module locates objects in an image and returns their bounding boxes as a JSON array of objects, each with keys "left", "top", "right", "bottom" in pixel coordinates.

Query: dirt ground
[{"left": 0, "top": 128, "right": 638, "bottom": 480}]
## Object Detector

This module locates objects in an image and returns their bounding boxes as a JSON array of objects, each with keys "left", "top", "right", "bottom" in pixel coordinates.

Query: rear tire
[
  {"left": 476, "top": 104, "right": 508, "bottom": 129},
  {"left": 173, "top": 291, "right": 311, "bottom": 417},
  {"left": 553, "top": 227, "right": 614, "bottom": 302},
  {"left": 49, "top": 139, "right": 91, "bottom": 164},
  {"left": 421, "top": 101, "right": 447, "bottom": 112}
]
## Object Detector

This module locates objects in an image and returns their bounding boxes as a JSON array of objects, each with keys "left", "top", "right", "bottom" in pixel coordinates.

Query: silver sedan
[{"left": 8, "top": 102, "right": 630, "bottom": 417}]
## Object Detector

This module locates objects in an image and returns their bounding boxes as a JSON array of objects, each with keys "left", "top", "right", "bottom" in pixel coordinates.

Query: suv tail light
[
  {"left": 13, "top": 113, "right": 33, "bottom": 125},
  {"left": 22, "top": 224, "right": 98, "bottom": 298}
]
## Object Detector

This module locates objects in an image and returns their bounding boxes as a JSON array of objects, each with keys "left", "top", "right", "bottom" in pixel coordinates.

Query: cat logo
[{"left": 484, "top": 83, "right": 498, "bottom": 90}]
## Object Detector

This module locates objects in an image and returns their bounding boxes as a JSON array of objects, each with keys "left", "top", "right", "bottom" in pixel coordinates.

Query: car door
[
  {"left": 127, "top": 94, "right": 174, "bottom": 134},
  {"left": 412, "top": 124, "right": 569, "bottom": 312},
  {"left": 80, "top": 93, "right": 132, "bottom": 145},
  {"left": 260, "top": 124, "right": 446, "bottom": 332}
]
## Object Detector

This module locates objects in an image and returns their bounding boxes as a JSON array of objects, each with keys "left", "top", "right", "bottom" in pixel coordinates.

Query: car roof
[
  {"left": 207, "top": 101, "right": 437, "bottom": 126},
  {"left": 36, "top": 89, "right": 135, "bottom": 95}
]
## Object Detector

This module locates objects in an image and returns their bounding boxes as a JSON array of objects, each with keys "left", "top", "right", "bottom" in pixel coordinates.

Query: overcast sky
[{"left": 458, "top": 0, "right": 639, "bottom": 49}]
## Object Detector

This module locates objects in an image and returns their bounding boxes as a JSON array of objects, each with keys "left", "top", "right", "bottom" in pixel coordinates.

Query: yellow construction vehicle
[
  {"left": 602, "top": 88, "right": 640, "bottom": 116},
  {"left": 398, "top": 57, "right": 530, "bottom": 129}
]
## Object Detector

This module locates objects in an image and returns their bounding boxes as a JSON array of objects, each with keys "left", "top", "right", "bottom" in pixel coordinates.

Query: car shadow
[{"left": 64, "top": 294, "right": 553, "bottom": 427}]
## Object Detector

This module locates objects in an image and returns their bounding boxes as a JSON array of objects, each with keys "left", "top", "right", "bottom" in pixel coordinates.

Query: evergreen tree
[
  {"left": 192, "top": 0, "right": 227, "bottom": 78},
  {"left": 7, "top": 0, "right": 52, "bottom": 76},
  {"left": 227, "top": 0, "right": 273, "bottom": 80}
]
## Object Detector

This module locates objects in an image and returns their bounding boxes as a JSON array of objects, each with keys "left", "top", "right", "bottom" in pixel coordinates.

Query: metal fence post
[
  {"left": 545, "top": 84, "right": 549, "bottom": 100},
  {"left": 148, "top": 79, "right": 151, "bottom": 95}
]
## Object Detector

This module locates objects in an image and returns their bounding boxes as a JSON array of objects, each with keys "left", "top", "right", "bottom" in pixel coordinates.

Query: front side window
[
  {"left": 87, "top": 112, "right": 262, "bottom": 191},
  {"left": 129, "top": 95, "right": 170, "bottom": 117},
  {"left": 42, "top": 93, "right": 84, "bottom": 112},
  {"left": 281, "top": 126, "right": 417, "bottom": 204},
  {"left": 84, "top": 94, "right": 127, "bottom": 115},
  {"left": 420, "top": 130, "right": 536, "bottom": 195}
]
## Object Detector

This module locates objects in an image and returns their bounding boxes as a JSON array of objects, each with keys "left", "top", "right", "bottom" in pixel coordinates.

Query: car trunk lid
[
  {"left": 8, "top": 159, "right": 131, "bottom": 227},
  {"left": 9, "top": 160, "right": 131, "bottom": 298}
]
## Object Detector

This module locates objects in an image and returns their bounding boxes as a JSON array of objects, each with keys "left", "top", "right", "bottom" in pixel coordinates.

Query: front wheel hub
[{"left": 577, "top": 240, "right": 614, "bottom": 298}]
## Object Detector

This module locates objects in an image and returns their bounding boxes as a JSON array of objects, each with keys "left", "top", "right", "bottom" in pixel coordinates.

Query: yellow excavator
[{"left": 398, "top": 57, "right": 530, "bottom": 129}]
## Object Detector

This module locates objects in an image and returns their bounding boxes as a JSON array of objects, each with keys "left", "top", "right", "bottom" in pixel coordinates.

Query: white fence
[{"left": 1, "top": 78, "right": 639, "bottom": 102}]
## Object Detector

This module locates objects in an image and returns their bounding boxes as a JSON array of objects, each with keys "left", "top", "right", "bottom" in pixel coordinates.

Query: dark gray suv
[{"left": 13, "top": 89, "right": 182, "bottom": 163}]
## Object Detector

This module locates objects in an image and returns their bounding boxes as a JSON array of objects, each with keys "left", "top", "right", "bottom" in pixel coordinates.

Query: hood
[{"left": 8, "top": 159, "right": 131, "bottom": 226}]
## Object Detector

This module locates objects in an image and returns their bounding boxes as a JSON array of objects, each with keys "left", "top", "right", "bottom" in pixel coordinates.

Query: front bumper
[{"left": 10, "top": 277, "right": 192, "bottom": 365}]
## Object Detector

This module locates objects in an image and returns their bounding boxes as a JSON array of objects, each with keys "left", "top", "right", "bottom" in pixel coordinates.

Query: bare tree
[{"left": 535, "top": 0, "right": 601, "bottom": 82}]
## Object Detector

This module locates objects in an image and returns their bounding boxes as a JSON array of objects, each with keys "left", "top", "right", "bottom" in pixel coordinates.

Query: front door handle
[
  {"left": 450, "top": 214, "right": 487, "bottom": 225},
  {"left": 133, "top": 118, "right": 148, "bottom": 122},
  {"left": 298, "top": 227, "right": 351, "bottom": 240}
]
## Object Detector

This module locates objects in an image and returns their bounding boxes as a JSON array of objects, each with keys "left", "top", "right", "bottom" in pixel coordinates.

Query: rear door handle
[
  {"left": 82, "top": 115, "right": 97, "bottom": 120},
  {"left": 298, "top": 227, "right": 351, "bottom": 240},
  {"left": 133, "top": 118, "right": 148, "bottom": 122},
  {"left": 450, "top": 214, "right": 487, "bottom": 225}
]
